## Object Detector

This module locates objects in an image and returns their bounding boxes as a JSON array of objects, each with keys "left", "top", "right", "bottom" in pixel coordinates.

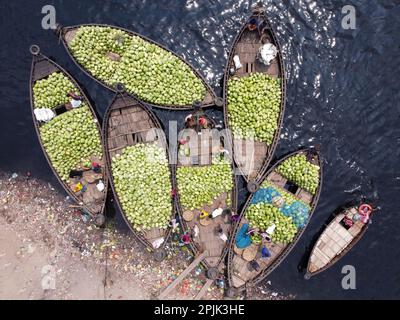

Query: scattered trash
[
  {"left": 81, "top": 213, "right": 90, "bottom": 223},
  {"left": 0, "top": 171, "right": 293, "bottom": 301},
  {"left": 216, "top": 278, "right": 225, "bottom": 289},
  {"left": 152, "top": 237, "right": 164, "bottom": 249},
  {"left": 169, "top": 218, "right": 179, "bottom": 231},
  {"left": 11, "top": 173, "right": 18, "bottom": 179},
  {"left": 195, "top": 267, "right": 202, "bottom": 276},
  {"left": 96, "top": 181, "right": 105, "bottom": 192}
]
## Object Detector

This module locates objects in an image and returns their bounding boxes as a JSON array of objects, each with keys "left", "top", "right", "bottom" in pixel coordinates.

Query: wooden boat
[
  {"left": 175, "top": 110, "right": 238, "bottom": 279},
  {"left": 103, "top": 86, "right": 175, "bottom": 261},
  {"left": 223, "top": 5, "right": 286, "bottom": 183},
  {"left": 29, "top": 45, "right": 108, "bottom": 226},
  {"left": 55, "top": 24, "right": 220, "bottom": 110},
  {"left": 226, "top": 148, "right": 322, "bottom": 296},
  {"left": 304, "top": 204, "right": 374, "bottom": 279}
]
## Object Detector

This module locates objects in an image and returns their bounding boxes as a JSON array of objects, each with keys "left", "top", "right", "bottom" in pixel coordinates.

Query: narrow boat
[
  {"left": 29, "top": 45, "right": 108, "bottom": 226},
  {"left": 103, "top": 86, "right": 175, "bottom": 261},
  {"left": 226, "top": 148, "right": 322, "bottom": 296},
  {"left": 175, "top": 110, "right": 238, "bottom": 279},
  {"left": 304, "top": 203, "right": 374, "bottom": 279},
  {"left": 55, "top": 24, "right": 219, "bottom": 110},
  {"left": 223, "top": 5, "right": 286, "bottom": 183}
]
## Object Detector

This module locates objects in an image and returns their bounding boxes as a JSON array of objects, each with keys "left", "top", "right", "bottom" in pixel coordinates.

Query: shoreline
[{"left": 0, "top": 171, "right": 293, "bottom": 300}]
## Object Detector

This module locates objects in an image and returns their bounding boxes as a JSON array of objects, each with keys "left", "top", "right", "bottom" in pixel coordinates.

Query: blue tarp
[
  {"left": 281, "top": 201, "right": 310, "bottom": 228},
  {"left": 250, "top": 186, "right": 311, "bottom": 229},
  {"left": 251, "top": 186, "right": 281, "bottom": 205},
  {"left": 236, "top": 223, "right": 252, "bottom": 249}
]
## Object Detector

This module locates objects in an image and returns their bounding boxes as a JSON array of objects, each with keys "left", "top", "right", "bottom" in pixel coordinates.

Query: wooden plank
[
  {"left": 231, "top": 273, "right": 246, "bottom": 288},
  {"left": 144, "top": 227, "right": 165, "bottom": 243},
  {"left": 110, "top": 109, "right": 121, "bottom": 117},
  {"left": 65, "top": 29, "right": 78, "bottom": 45},
  {"left": 158, "top": 251, "right": 208, "bottom": 299},
  {"left": 297, "top": 189, "right": 313, "bottom": 204},
  {"left": 33, "top": 60, "right": 59, "bottom": 81},
  {"left": 194, "top": 279, "right": 214, "bottom": 300}
]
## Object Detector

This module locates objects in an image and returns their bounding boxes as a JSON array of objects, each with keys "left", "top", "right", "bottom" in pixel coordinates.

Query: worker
[
  {"left": 236, "top": 224, "right": 252, "bottom": 249},
  {"left": 248, "top": 17, "right": 259, "bottom": 31},
  {"left": 92, "top": 162, "right": 101, "bottom": 173},
  {"left": 198, "top": 117, "right": 208, "bottom": 128},
  {"left": 73, "top": 182, "right": 85, "bottom": 193},
  {"left": 180, "top": 233, "right": 191, "bottom": 246},
  {"left": 231, "top": 214, "right": 240, "bottom": 222},
  {"left": 217, "top": 226, "right": 228, "bottom": 242},
  {"left": 246, "top": 227, "right": 257, "bottom": 237},
  {"left": 249, "top": 260, "right": 261, "bottom": 272},
  {"left": 200, "top": 210, "right": 210, "bottom": 219},
  {"left": 261, "top": 245, "right": 271, "bottom": 259}
]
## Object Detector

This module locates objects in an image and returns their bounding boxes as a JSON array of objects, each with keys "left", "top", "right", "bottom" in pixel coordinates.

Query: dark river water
[{"left": 1, "top": 0, "right": 399, "bottom": 299}]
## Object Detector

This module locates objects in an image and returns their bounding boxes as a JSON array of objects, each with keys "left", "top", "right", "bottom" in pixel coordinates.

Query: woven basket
[
  {"left": 234, "top": 245, "right": 244, "bottom": 255},
  {"left": 84, "top": 171, "right": 102, "bottom": 184},
  {"left": 183, "top": 211, "right": 194, "bottom": 222},
  {"left": 242, "top": 245, "right": 258, "bottom": 262},
  {"left": 200, "top": 217, "right": 212, "bottom": 226}
]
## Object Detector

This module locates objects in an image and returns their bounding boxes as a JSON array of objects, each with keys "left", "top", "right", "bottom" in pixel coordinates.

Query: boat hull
[
  {"left": 103, "top": 92, "right": 175, "bottom": 257},
  {"left": 227, "top": 148, "right": 323, "bottom": 293},
  {"left": 175, "top": 114, "right": 238, "bottom": 276},
  {"left": 305, "top": 206, "right": 373, "bottom": 278},
  {"left": 56, "top": 24, "right": 217, "bottom": 110},
  {"left": 29, "top": 47, "right": 108, "bottom": 223},
  {"left": 223, "top": 8, "right": 287, "bottom": 183}
]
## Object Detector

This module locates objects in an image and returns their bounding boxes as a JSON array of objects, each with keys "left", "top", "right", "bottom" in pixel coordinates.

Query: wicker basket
[
  {"left": 242, "top": 245, "right": 258, "bottom": 262},
  {"left": 83, "top": 171, "right": 102, "bottom": 184},
  {"left": 200, "top": 217, "right": 212, "bottom": 226},
  {"left": 234, "top": 245, "right": 244, "bottom": 255},
  {"left": 183, "top": 211, "right": 194, "bottom": 222}
]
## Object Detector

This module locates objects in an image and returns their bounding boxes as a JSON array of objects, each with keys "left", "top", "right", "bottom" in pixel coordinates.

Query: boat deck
[
  {"left": 233, "top": 139, "right": 269, "bottom": 182},
  {"left": 232, "top": 28, "right": 280, "bottom": 79},
  {"left": 32, "top": 59, "right": 59, "bottom": 82},
  {"left": 31, "top": 55, "right": 107, "bottom": 217},
  {"left": 63, "top": 27, "right": 215, "bottom": 108},
  {"left": 308, "top": 208, "right": 366, "bottom": 274},
  {"left": 177, "top": 118, "right": 234, "bottom": 271},
  {"left": 106, "top": 98, "right": 160, "bottom": 159},
  {"left": 67, "top": 155, "right": 106, "bottom": 214},
  {"left": 106, "top": 95, "right": 168, "bottom": 248},
  {"left": 229, "top": 151, "right": 320, "bottom": 289},
  {"left": 231, "top": 218, "right": 285, "bottom": 287},
  {"left": 183, "top": 192, "right": 231, "bottom": 268},
  {"left": 227, "top": 22, "right": 282, "bottom": 182}
]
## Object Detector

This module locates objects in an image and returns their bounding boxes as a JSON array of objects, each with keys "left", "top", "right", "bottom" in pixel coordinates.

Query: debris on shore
[{"left": 0, "top": 171, "right": 293, "bottom": 300}]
